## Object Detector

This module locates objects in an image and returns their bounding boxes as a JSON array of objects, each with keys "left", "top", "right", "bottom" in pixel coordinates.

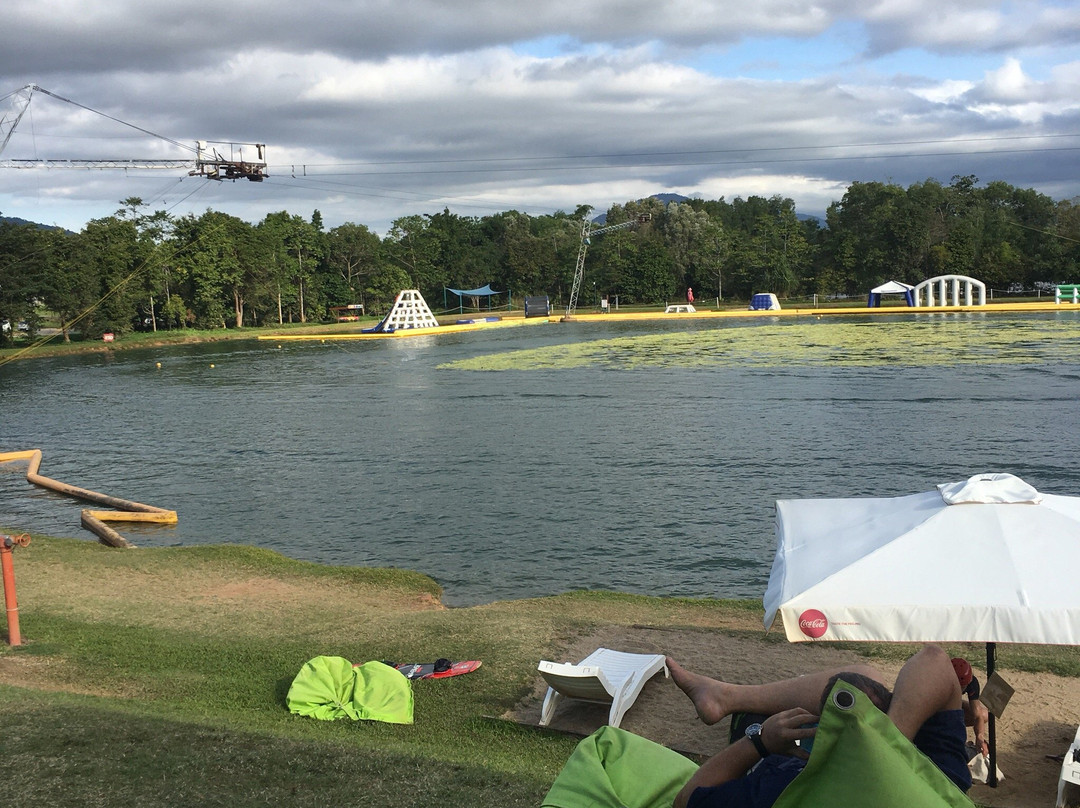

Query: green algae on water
[{"left": 440, "top": 316, "right": 1080, "bottom": 371}]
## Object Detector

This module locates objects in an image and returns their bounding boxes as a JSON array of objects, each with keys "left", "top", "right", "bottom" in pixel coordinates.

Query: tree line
[{"left": 2, "top": 174, "right": 1078, "bottom": 344}]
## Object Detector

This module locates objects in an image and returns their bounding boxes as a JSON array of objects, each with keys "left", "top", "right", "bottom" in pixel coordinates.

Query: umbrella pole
[{"left": 986, "top": 641, "right": 998, "bottom": 788}]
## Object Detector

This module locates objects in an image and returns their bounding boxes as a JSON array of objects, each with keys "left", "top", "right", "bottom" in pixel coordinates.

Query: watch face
[{"left": 745, "top": 722, "right": 763, "bottom": 736}]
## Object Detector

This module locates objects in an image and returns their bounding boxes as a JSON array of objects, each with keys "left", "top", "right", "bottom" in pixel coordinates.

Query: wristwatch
[{"left": 745, "top": 723, "right": 770, "bottom": 758}]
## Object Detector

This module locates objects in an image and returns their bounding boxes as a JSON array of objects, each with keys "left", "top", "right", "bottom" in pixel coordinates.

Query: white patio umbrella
[{"left": 762, "top": 473, "right": 1080, "bottom": 787}]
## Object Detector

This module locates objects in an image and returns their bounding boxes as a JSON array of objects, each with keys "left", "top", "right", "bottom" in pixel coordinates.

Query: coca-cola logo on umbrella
[{"left": 798, "top": 609, "right": 828, "bottom": 638}]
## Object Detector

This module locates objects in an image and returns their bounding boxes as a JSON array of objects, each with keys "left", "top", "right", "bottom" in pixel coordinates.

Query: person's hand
[
  {"left": 761, "top": 708, "right": 818, "bottom": 759},
  {"left": 976, "top": 733, "right": 989, "bottom": 757}
]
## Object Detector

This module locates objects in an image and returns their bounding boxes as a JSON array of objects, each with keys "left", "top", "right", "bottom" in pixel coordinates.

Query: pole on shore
[{"left": 1, "top": 533, "right": 31, "bottom": 646}]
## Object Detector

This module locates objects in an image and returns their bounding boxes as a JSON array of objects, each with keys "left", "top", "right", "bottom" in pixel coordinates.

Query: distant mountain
[
  {"left": 649, "top": 193, "right": 692, "bottom": 205},
  {"left": 592, "top": 193, "right": 691, "bottom": 224},
  {"left": 0, "top": 215, "right": 68, "bottom": 231}
]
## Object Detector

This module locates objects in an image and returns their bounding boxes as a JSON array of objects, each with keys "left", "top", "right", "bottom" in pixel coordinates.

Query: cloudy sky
[{"left": 2, "top": 0, "right": 1079, "bottom": 235}]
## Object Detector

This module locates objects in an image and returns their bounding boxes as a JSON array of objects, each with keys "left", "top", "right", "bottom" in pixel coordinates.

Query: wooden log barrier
[{"left": 0, "top": 449, "right": 177, "bottom": 547}]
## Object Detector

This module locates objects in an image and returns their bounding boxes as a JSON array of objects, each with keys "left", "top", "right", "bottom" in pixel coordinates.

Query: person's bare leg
[
  {"left": 887, "top": 644, "right": 962, "bottom": 740},
  {"left": 668, "top": 656, "right": 885, "bottom": 725}
]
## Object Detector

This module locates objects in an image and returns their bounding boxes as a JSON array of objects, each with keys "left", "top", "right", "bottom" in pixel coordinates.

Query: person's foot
[{"left": 667, "top": 656, "right": 728, "bottom": 725}]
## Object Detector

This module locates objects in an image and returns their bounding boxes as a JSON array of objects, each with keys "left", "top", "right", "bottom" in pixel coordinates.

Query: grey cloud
[
  {"left": 2, "top": 0, "right": 815, "bottom": 75},
  {"left": 3, "top": 1, "right": 1078, "bottom": 235},
  {"left": 9, "top": 0, "right": 1063, "bottom": 76},
  {"left": 860, "top": 0, "right": 1080, "bottom": 56}
]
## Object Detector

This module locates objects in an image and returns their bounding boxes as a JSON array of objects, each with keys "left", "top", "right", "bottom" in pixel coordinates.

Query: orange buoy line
[{"left": 0, "top": 449, "right": 177, "bottom": 548}]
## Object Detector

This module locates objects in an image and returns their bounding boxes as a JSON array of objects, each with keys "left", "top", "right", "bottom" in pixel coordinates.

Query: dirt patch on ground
[
  {"left": 200, "top": 577, "right": 310, "bottom": 601},
  {"left": 0, "top": 654, "right": 130, "bottom": 698},
  {"left": 18, "top": 558, "right": 445, "bottom": 638},
  {"left": 508, "top": 626, "right": 1080, "bottom": 808},
  {"left": 192, "top": 575, "right": 445, "bottom": 614}
]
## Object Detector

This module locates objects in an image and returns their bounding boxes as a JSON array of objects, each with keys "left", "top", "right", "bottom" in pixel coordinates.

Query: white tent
[
  {"left": 763, "top": 472, "right": 1080, "bottom": 786},
  {"left": 870, "top": 280, "right": 916, "bottom": 294},
  {"left": 868, "top": 280, "right": 916, "bottom": 307}
]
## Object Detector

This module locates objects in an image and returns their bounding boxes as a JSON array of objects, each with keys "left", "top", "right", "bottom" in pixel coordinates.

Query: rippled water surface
[{"left": 3, "top": 311, "right": 1079, "bottom": 605}]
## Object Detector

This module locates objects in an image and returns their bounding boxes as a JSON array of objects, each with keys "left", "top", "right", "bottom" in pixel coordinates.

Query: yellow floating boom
[{"left": 0, "top": 449, "right": 177, "bottom": 548}]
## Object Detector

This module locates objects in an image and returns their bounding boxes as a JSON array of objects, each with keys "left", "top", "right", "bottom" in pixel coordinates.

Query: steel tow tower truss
[{"left": 563, "top": 213, "right": 652, "bottom": 320}]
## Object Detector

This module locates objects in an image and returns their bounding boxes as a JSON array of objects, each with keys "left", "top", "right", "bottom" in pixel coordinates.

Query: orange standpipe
[
  {"left": 1, "top": 533, "right": 30, "bottom": 646},
  {"left": 0, "top": 449, "right": 178, "bottom": 548}
]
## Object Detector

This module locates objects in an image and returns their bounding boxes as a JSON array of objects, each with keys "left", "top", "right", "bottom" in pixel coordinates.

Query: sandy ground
[{"left": 508, "top": 626, "right": 1080, "bottom": 808}]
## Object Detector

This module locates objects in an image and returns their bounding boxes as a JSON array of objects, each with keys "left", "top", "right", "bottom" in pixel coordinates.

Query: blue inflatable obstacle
[
  {"left": 361, "top": 316, "right": 393, "bottom": 333},
  {"left": 750, "top": 293, "right": 781, "bottom": 311}
]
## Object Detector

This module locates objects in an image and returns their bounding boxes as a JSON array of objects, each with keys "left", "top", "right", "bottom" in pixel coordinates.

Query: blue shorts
[
  {"left": 687, "top": 710, "right": 971, "bottom": 808},
  {"left": 913, "top": 708, "right": 971, "bottom": 793},
  {"left": 686, "top": 755, "right": 804, "bottom": 808}
]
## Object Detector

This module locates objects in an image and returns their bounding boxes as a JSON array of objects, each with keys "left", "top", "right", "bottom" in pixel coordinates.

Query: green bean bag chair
[
  {"left": 286, "top": 656, "right": 414, "bottom": 724},
  {"left": 772, "top": 681, "right": 973, "bottom": 808},
  {"left": 540, "top": 725, "right": 698, "bottom": 808}
]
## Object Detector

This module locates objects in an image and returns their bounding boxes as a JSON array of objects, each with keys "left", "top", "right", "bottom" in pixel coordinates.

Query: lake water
[{"left": 3, "top": 311, "right": 1080, "bottom": 606}]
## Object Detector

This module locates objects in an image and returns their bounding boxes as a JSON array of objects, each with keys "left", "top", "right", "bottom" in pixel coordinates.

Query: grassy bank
[
  {"left": 1, "top": 536, "right": 1077, "bottom": 807},
  {"left": 0, "top": 536, "right": 746, "bottom": 807},
  {"left": 0, "top": 327, "right": 260, "bottom": 363}
]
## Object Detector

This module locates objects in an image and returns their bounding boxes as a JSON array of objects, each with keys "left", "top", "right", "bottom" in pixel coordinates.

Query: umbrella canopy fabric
[{"left": 763, "top": 473, "right": 1080, "bottom": 645}]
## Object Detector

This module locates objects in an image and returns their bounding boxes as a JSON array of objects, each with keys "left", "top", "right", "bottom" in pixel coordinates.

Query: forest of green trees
[{"left": 2, "top": 173, "right": 1079, "bottom": 344}]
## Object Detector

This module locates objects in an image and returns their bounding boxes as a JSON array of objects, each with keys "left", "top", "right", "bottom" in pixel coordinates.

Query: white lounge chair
[
  {"left": 537, "top": 648, "right": 669, "bottom": 728},
  {"left": 1056, "top": 724, "right": 1080, "bottom": 807}
]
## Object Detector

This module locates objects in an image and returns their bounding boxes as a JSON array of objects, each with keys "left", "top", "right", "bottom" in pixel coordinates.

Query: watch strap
[{"left": 747, "top": 729, "right": 769, "bottom": 758}]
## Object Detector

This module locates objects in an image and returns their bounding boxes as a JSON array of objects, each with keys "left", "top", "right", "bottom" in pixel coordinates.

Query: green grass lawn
[
  {"left": 1, "top": 536, "right": 1075, "bottom": 807},
  {"left": 0, "top": 537, "right": 748, "bottom": 807}
]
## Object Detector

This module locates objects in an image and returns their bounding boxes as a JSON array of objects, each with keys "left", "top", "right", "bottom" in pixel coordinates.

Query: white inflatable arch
[{"left": 912, "top": 275, "right": 986, "bottom": 307}]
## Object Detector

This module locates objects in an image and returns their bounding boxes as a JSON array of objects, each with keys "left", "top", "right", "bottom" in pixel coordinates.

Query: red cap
[{"left": 951, "top": 657, "right": 973, "bottom": 688}]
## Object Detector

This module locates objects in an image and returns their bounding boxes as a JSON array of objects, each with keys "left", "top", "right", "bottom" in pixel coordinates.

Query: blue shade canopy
[{"left": 447, "top": 284, "right": 499, "bottom": 297}]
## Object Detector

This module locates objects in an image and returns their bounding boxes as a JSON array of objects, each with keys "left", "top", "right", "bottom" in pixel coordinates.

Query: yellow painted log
[
  {"left": 0, "top": 449, "right": 177, "bottom": 548},
  {"left": 83, "top": 510, "right": 178, "bottom": 524}
]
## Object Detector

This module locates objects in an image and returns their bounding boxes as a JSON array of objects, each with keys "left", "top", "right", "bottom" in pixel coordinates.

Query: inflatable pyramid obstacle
[{"left": 375, "top": 290, "right": 440, "bottom": 332}]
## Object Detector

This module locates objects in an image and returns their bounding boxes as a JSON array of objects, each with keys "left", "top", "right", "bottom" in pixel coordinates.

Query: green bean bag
[
  {"left": 286, "top": 656, "right": 414, "bottom": 724},
  {"left": 540, "top": 725, "right": 698, "bottom": 808},
  {"left": 772, "top": 681, "right": 974, "bottom": 808}
]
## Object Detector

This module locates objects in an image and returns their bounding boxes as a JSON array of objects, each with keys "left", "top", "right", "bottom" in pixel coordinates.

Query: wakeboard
[{"left": 388, "top": 659, "right": 482, "bottom": 680}]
